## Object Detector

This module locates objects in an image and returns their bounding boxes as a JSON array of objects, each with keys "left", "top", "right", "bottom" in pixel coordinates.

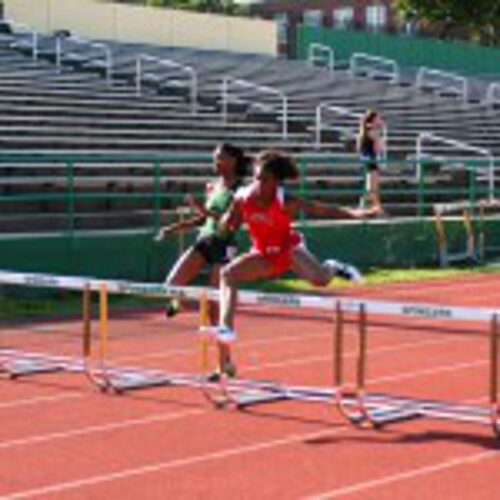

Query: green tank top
[{"left": 198, "top": 182, "right": 236, "bottom": 240}]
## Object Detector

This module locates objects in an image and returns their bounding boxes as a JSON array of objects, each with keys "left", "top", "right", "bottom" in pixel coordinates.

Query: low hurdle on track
[
  {"left": 0, "top": 269, "right": 499, "bottom": 438},
  {"left": 434, "top": 198, "right": 500, "bottom": 266},
  {"left": 434, "top": 200, "right": 477, "bottom": 267}
]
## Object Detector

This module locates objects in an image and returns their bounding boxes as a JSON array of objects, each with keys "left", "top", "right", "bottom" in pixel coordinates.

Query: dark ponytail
[
  {"left": 360, "top": 109, "right": 379, "bottom": 134},
  {"left": 219, "top": 143, "right": 252, "bottom": 179}
]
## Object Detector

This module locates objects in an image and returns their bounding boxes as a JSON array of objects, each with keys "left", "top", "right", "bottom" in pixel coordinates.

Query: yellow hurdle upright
[
  {"left": 100, "top": 284, "right": 108, "bottom": 363},
  {"left": 199, "top": 292, "right": 211, "bottom": 372},
  {"left": 82, "top": 283, "right": 92, "bottom": 358}
]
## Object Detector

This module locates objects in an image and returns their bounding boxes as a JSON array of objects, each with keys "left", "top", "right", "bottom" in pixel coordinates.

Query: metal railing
[
  {"left": 308, "top": 43, "right": 335, "bottom": 73},
  {"left": 415, "top": 132, "right": 495, "bottom": 214},
  {"left": 1, "top": 152, "right": 498, "bottom": 238},
  {"left": 486, "top": 82, "right": 500, "bottom": 109},
  {"left": 6, "top": 20, "right": 39, "bottom": 61},
  {"left": 416, "top": 67, "right": 469, "bottom": 103},
  {"left": 135, "top": 54, "right": 198, "bottom": 114},
  {"left": 314, "top": 103, "right": 388, "bottom": 162},
  {"left": 349, "top": 53, "right": 399, "bottom": 84},
  {"left": 55, "top": 36, "right": 113, "bottom": 85},
  {"left": 221, "top": 77, "right": 289, "bottom": 140}
]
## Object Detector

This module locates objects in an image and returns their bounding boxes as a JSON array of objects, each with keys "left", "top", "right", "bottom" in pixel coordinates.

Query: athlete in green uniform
[{"left": 155, "top": 143, "right": 249, "bottom": 377}]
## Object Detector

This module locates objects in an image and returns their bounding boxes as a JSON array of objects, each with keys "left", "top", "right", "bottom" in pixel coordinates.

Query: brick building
[{"left": 248, "top": 1, "right": 399, "bottom": 56}]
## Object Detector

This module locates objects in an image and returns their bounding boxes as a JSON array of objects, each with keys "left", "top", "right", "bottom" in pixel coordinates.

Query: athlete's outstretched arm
[
  {"left": 154, "top": 214, "right": 205, "bottom": 241},
  {"left": 286, "top": 195, "right": 380, "bottom": 219}
]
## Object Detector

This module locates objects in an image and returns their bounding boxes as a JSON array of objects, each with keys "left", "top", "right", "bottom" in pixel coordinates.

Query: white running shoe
[
  {"left": 216, "top": 325, "right": 237, "bottom": 344},
  {"left": 324, "top": 259, "right": 364, "bottom": 283},
  {"left": 199, "top": 325, "right": 237, "bottom": 344}
]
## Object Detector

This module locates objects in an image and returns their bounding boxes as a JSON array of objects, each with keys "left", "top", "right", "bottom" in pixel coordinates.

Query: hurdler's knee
[
  {"left": 313, "top": 276, "right": 330, "bottom": 287},
  {"left": 220, "top": 265, "right": 236, "bottom": 286}
]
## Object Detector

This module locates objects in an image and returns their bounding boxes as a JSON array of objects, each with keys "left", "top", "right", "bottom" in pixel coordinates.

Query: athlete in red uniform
[{"left": 211, "top": 150, "right": 379, "bottom": 359}]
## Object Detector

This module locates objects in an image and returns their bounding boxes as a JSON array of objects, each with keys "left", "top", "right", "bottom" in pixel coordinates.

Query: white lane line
[
  {"left": 242, "top": 335, "right": 480, "bottom": 373},
  {"left": 0, "top": 408, "right": 206, "bottom": 451},
  {"left": 3, "top": 426, "right": 349, "bottom": 499},
  {"left": 0, "top": 355, "right": 487, "bottom": 452},
  {"left": 371, "top": 358, "right": 486, "bottom": 385},
  {"left": 307, "top": 449, "right": 500, "bottom": 499},
  {"left": 0, "top": 393, "right": 83, "bottom": 410}
]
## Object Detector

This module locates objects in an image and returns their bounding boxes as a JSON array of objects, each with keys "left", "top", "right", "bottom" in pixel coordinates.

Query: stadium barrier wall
[
  {"left": 296, "top": 26, "right": 500, "bottom": 77},
  {"left": 1, "top": 219, "right": 494, "bottom": 282},
  {"left": 4, "top": 0, "right": 277, "bottom": 55}
]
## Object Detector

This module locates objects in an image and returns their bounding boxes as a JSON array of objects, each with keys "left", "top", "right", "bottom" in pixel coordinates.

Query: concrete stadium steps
[
  {"left": 0, "top": 25, "right": 499, "bottom": 232},
  {"left": 0, "top": 115, "right": 279, "bottom": 133},
  {"left": 0, "top": 125, "right": 309, "bottom": 141}
]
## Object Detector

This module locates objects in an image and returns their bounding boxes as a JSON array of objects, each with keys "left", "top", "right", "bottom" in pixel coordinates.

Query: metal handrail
[
  {"left": 486, "top": 82, "right": 500, "bottom": 109},
  {"left": 416, "top": 132, "right": 495, "bottom": 200},
  {"left": 55, "top": 36, "right": 113, "bottom": 85},
  {"left": 308, "top": 43, "right": 334, "bottom": 72},
  {"left": 6, "top": 20, "right": 39, "bottom": 61},
  {"left": 349, "top": 53, "right": 399, "bottom": 84},
  {"left": 416, "top": 67, "right": 468, "bottom": 103},
  {"left": 221, "top": 77, "right": 288, "bottom": 140},
  {"left": 135, "top": 54, "right": 198, "bottom": 114},
  {"left": 0, "top": 152, "right": 497, "bottom": 234},
  {"left": 315, "top": 103, "right": 388, "bottom": 162}
]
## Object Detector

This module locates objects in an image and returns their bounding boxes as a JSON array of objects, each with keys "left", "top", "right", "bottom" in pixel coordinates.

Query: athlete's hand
[
  {"left": 185, "top": 194, "right": 204, "bottom": 214},
  {"left": 350, "top": 205, "right": 383, "bottom": 219},
  {"left": 361, "top": 204, "right": 384, "bottom": 218},
  {"left": 153, "top": 228, "right": 166, "bottom": 242}
]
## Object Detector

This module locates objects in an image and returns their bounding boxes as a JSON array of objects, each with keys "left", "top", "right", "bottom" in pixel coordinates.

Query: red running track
[{"left": 0, "top": 273, "right": 499, "bottom": 499}]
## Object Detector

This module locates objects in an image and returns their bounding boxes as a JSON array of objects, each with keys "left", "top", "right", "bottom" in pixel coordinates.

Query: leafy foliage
[
  {"left": 137, "top": 0, "right": 250, "bottom": 15},
  {"left": 395, "top": 0, "right": 500, "bottom": 45}
]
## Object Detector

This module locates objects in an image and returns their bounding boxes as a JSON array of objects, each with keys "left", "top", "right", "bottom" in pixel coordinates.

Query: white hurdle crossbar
[{"left": 1, "top": 269, "right": 492, "bottom": 321}]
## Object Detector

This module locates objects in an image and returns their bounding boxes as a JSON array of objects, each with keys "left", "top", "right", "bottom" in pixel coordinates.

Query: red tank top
[{"left": 237, "top": 185, "right": 300, "bottom": 255}]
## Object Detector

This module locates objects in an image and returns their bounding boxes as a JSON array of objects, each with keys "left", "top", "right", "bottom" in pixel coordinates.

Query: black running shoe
[
  {"left": 165, "top": 298, "right": 181, "bottom": 318},
  {"left": 206, "top": 361, "right": 237, "bottom": 383}
]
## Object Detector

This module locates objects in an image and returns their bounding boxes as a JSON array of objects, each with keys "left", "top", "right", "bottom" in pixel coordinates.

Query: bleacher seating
[{"left": 0, "top": 22, "right": 499, "bottom": 232}]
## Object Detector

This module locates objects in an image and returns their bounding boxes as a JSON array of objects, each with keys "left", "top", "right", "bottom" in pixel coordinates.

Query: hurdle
[
  {"left": 90, "top": 275, "right": 345, "bottom": 407},
  {"left": 433, "top": 200, "right": 477, "bottom": 267},
  {"left": 0, "top": 269, "right": 349, "bottom": 409},
  {"left": 0, "top": 279, "right": 92, "bottom": 379},
  {"left": 333, "top": 298, "right": 500, "bottom": 438},
  {"left": 233, "top": 292, "right": 500, "bottom": 438},
  {"left": 0, "top": 270, "right": 335, "bottom": 403}
]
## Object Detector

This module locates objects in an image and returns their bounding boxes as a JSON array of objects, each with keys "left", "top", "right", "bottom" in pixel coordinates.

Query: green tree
[
  {"left": 395, "top": 0, "right": 500, "bottom": 45},
  {"left": 144, "top": 0, "right": 247, "bottom": 15}
]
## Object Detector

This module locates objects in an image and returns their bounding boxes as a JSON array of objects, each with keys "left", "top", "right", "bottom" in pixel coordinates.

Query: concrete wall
[
  {"left": 4, "top": 0, "right": 277, "bottom": 55},
  {"left": 0, "top": 220, "right": 467, "bottom": 281}
]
